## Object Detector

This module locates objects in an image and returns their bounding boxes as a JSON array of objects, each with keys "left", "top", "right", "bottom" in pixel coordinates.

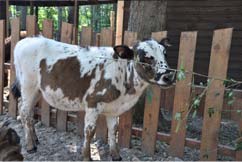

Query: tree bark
[
  {"left": 57, "top": 7, "right": 63, "bottom": 41},
  {"left": 128, "top": 1, "right": 167, "bottom": 40}
]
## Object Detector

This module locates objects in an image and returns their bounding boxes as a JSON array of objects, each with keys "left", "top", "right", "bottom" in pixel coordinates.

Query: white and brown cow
[{"left": 11, "top": 36, "right": 175, "bottom": 161}]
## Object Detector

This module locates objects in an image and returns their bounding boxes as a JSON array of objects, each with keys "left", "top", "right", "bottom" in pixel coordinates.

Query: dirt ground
[
  {"left": 0, "top": 112, "right": 182, "bottom": 161},
  {"left": 1, "top": 110, "right": 237, "bottom": 161}
]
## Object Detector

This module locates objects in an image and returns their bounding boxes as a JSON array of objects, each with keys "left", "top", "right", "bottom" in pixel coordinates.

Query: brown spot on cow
[
  {"left": 86, "top": 71, "right": 121, "bottom": 108},
  {"left": 39, "top": 56, "right": 96, "bottom": 101}
]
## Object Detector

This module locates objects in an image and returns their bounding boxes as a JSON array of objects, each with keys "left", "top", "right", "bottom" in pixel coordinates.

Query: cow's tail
[{"left": 11, "top": 79, "right": 21, "bottom": 98}]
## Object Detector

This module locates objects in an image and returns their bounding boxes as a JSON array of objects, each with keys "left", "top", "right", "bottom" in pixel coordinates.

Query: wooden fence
[{"left": 0, "top": 15, "right": 242, "bottom": 161}]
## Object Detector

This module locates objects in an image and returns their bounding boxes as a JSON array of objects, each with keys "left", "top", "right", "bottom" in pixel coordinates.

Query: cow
[{"left": 11, "top": 36, "right": 175, "bottom": 161}]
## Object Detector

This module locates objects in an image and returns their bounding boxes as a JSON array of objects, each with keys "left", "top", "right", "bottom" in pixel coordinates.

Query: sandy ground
[{"left": 0, "top": 112, "right": 184, "bottom": 161}]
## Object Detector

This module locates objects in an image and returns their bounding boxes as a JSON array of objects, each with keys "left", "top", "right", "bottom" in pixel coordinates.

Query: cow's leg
[
  {"left": 20, "top": 87, "right": 40, "bottom": 153},
  {"left": 106, "top": 116, "right": 122, "bottom": 161},
  {"left": 82, "top": 109, "right": 98, "bottom": 161}
]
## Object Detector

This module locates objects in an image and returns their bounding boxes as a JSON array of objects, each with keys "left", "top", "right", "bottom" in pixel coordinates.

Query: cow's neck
[{"left": 126, "top": 61, "right": 149, "bottom": 94}]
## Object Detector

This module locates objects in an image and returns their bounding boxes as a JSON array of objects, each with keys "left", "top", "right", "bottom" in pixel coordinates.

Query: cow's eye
[{"left": 143, "top": 57, "right": 154, "bottom": 64}]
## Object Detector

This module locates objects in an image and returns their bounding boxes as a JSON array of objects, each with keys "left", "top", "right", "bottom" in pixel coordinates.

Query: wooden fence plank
[
  {"left": 95, "top": 28, "right": 114, "bottom": 143},
  {"left": 100, "top": 28, "right": 114, "bottom": 46},
  {"left": 95, "top": 33, "right": 101, "bottom": 47},
  {"left": 141, "top": 31, "right": 168, "bottom": 155},
  {"left": 151, "top": 31, "right": 168, "bottom": 42},
  {"left": 169, "top": 31, "right": 197, "bottom": 157},
  {"left": 41, "top": 19, "right": 53, "bottom": 127},
  {"left": 118, "top": 31, "right": 137, "bottom": 148},
  {"left": 80, "top": 26, "right": 93, "bottom": 46},
  {"left": 56, "top": 22, "right": 73, "bottom": 132},
  {"left": 115, "top": 0, "right": 124, "bottom": 45},
  {"left": 26, "top": 15, "right": 37, "bottom": 36},
  {"left": 0, "top": 20, "right": 5, "bottom": 115},
  {"left": 8, "top": 18, "right": 20, "bottom": 118},
  {"left": 110, "top": 11, "right": 115, "bottom": 31},
  {"left": 200, "top": 28, "right": 233, "bottom": 160}
]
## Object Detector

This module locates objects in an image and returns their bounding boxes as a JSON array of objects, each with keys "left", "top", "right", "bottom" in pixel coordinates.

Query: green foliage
[
  {"left": 235, "top": 140, "right": 242, "bottom": 151},
  {"left": 225, "top": 89, "right": 235, "bottom": 106},
  {"left": 146, "top": 86, "right": 153, "bottom": 104},
  {"left": 177, "top": 63, "right": 186, "bottom": 81},
  {"left": 174, "top": 112, "right": 182, "bottom": 133},
  {"left": 9, "top": 4, "right": 115, "bottom": 33}
]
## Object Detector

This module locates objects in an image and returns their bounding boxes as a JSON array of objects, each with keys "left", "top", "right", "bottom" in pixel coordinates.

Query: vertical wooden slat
[
  {"left": 56, "top": 22, "right": 73, "bottom": 132},
  {"left": 95, "top": 33, "right": 101, "bottom": 47},
  {"left": 200, "top": 28, "right": 233, "bottom": 160},
  {"left": 118, "top": 31, "right": 137, "bottom": 148},
  {"left": 95, "top": 28, "right": 114, "bottom": 142},
  {"left": 0, "top": 20, "right": 5, "bottom": 115},
  {"left": 141, "top": 31, "right": 168, "bottom": 155},
  {"left": 26, "top": 15, "right": 37, "bottom": 36},
  {"left": 169, "top": 32, "right": 197, "bottom": 157},
  {"left": 151, "top": 31, "right": 168, "bottom": 42},
  {"left": 80, "top": 27, "right": 93, "bottom": 46},
  {"left": 6, "top": 0, "right": 9, "bottom": 36},
  {"left": 115, "top": 0, "right": 124, "bottom": 45},
  {"left": 40, "top": 19, "right": 53, "bottom": 127},
  {"left": 110, "top": 11, "right": 115, "bottom": 31},
  {"left": 8, "top": 18, "right": 20, "bottom": 118},
  {"left": 100, "top": 28, "right": 114, "bottom": 46}
]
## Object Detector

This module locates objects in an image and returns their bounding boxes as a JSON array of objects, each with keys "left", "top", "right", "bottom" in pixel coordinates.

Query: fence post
[
  {"left": 0, "top": 20, "right": 5, "bottom": 115},
  {"left": 169, "top": 31, "right": 197, "bottom": 157},
  {"left": 26, "top": 15, "right": 37, "bottom": 36},
  {"left": 56, "top": 22, "right": 73, "bottom": 132},
  {"left": 115, "top": 0, "right": 124, "bottom": 45},
  {"left": 8, "top": 18, "right": 20, "bottom": 118},
  {"left": 200, "top": 28, "right": 233, "bottom": 160},
  {"left": 141, "top": 31, "right": 168, "bottom": 155},
  {"left": 40, "top": 19, "right": 53, "bottom": 127},
  {"left": 118, "top": 31, "right": 137, "bottom": 148},
  {"left": 80, "top": 27, "right": 93, "bottom": 47}
]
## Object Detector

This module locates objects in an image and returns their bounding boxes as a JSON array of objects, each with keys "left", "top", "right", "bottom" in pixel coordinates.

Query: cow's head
[{"left": 114, "top": 38, "right": 175, "bottom": 87}]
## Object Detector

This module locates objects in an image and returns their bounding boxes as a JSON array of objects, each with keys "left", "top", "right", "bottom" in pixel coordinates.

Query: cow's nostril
[{"left": 163, "top": 75, "right": 170, "bottom": 83}]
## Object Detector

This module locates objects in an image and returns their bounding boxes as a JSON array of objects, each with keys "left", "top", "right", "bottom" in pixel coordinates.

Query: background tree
[
  {"left": 127, "top": 1, "right": 168, "bottom": 123},
  {"left": 127, "top": 1, "right": 167, "bottom": 40}
]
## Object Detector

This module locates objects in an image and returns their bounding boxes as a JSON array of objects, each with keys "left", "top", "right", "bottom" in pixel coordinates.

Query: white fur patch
[{"left": 42, "top": 86, "right": 84, "bottom": 111}]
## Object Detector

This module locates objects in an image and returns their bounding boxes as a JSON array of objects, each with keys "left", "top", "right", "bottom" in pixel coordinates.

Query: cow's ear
[
  {"left": 159, "top": 38, "right": 172, "bottom": 49},
  {"left": 113, "top": 45, "right": 134, "bottom": 60}
]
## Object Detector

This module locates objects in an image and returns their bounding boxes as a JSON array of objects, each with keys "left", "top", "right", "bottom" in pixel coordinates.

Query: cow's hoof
[
  {"left": 27, "top": 146, "right": 37, "bottom": 154},
  {"left": 112, "top": 156, "right": 122, "bottom": 161}
]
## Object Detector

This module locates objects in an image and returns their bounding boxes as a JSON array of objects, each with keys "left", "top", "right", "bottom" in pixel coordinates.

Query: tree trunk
[
  {"left": 128, "top": 1, "right": 167, "bottom": 40},
  {"left": 127, "top": 1, "right": 168, "bottom": 125},
  {"left": 57, "top": 7, "right": 63, "bottom": 41}
]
